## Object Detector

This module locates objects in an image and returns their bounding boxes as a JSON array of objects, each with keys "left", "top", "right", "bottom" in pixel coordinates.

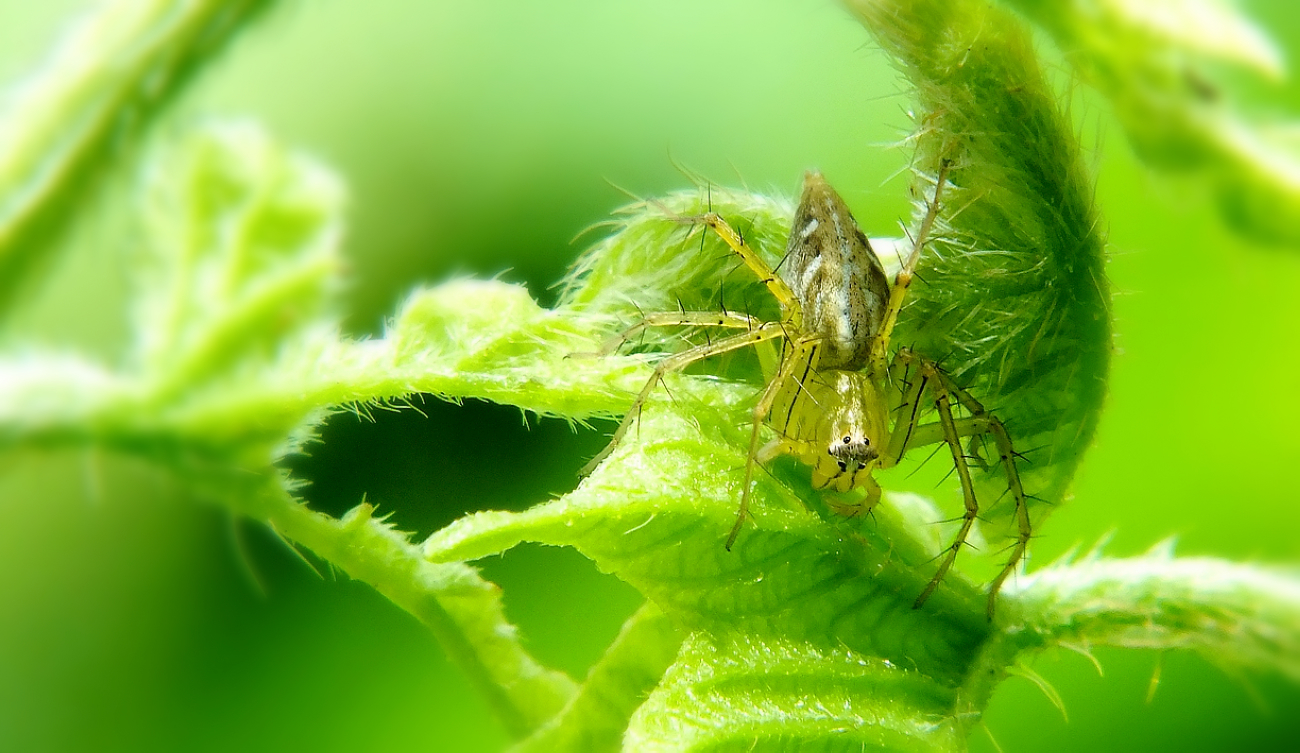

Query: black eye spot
[{"left": 842, "top": 436, "right": 851, "bottom": 444}]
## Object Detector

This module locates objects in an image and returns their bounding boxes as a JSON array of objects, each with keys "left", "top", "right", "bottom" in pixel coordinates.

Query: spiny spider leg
[
  {"left": 579, "top": 198, "right": 801, "bottom": 479},
  {"left": 588, "top": 311, "right": 766, "bottom": 357},
  {"left": 886, "top": 347, "right": 1029, "bottom": 618},
  {"left": 727, "top": 335, "right": 823, "bottom": 549},
  {"left": 579, "top": 322, "right": 788, "bottom": 477},
  {"left": 672, "top": 210, "right": 803, "bottom": 326},
  {"left": 905, "top": 354, "right": 1029, "bottom": 617},
  {"left": 867, "top": 158, "right": 951, "bottom": 377},
  {"left": 914, "top": 381, "right": 981, "bottom": 610}
]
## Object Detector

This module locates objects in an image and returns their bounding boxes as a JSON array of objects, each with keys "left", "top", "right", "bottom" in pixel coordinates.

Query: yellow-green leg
[
  {"left": 884, "top": 349, "right": 1030, "bottom": 618},
  {"left": 580, "top": 323, "right": 788, "bottom": 477},
  {"left": 726, "top": 335, "right": 822, "bottom": 549},
  {"left": 868, "top": 159, "right": 951, "bottom": 377},
  {"left": 587, "top": 311, "right": 766, "bottom": 357}
]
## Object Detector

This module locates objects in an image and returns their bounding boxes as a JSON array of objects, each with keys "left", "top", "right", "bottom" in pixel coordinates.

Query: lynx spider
[{"left": 582, "top": 163, "right": 1031, "bottom": 618}]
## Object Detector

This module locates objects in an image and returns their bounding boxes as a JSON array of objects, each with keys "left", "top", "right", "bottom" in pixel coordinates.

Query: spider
[{"left": 581, "top": 164, "right": 1030, "bottom": 617}]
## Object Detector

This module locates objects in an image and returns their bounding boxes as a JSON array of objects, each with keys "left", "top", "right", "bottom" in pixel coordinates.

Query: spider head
[
  {"left": 808, "top": 372, "right": 889, "bottom": 493},
  {"left": 812, "top": 432, "right": 880, "bottom": 492}
]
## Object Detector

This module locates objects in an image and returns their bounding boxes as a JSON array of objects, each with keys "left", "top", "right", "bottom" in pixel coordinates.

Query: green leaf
[
  {"left": 844, "top": 0, "right": 1111, "bottom": 545},
  {"left": 426, "top": 406, "right": 1000, "bottom": 749},
  {"left": 244, "top": 485, "right": 578, "bottom": 739},
  {"left": 513, "top": 604, "right": 683, "bottom": 753},
  {"left": 0, "top": 0, "right": 279, "bottom": 315},
  {"left": 997, "top": 0, "right": 1300, "bottom": 247},
  {"left": 133, "top": 121, "right": 344, "bottom": 393},
  {"left": 624, "top": 631, "right": 968, "bottom": 752},
  {"left": 0, "top": 120, "right": 346, "bottom": 462},
  {"left": 0, "top": 120, "right": 589, "bottom": 742},
  {"left": 1008, "top": 545, "right": 1300, "bottom": 682},
  {"left": 2, "top": 2, "right": 1296, "bottom": 750}
]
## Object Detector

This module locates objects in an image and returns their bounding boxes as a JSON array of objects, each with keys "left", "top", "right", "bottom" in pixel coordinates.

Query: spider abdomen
[{"left": 783, "top": 171, "right": 890, "bottom": 371}]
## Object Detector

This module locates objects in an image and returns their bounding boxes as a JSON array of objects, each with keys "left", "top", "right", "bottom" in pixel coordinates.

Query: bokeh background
[{"left": 1, "top": 1, "right": 1298, "bottom": 750}]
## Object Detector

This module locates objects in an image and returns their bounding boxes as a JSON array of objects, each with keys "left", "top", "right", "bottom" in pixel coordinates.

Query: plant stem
[
  {"left": 240, "top": 482, "right": 578, "bottom": 739},
  {"left": 0, "top": 0, "right": 278, "bottom": 316}
]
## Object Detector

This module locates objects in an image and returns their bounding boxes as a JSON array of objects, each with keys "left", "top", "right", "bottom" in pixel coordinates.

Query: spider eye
[{"left": 842, "top": 436, "right": 852, "bottom": 444}]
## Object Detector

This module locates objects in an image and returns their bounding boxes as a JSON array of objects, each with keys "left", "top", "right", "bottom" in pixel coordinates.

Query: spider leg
[
  {"left": 901, "top": 351, "right": 1030, "bottom": 618},
  {"left": 660, "top": 205, "right": 803, "bottom": 324},
  {"left": 588, "top": 311, "right": 766, "bottom": 357},
  {"left": 868, "top": 159, "right": 951, "bottom": 376},
  {"left": 883, "top": 348, "right": 1029, "bottom": 619},
  {"left": 727, "top": 335, "right": 821, "bottom": 549},
  {"left": 580, "top": 323, "right": 788, "bottom": 477},
  {"left": 912, "top": 375, "right": 981, "bottom": 612}
]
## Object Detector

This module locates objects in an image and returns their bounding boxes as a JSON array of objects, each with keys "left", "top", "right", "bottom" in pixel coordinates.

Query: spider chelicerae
[{"left": 582, "top": 163, "right": 1030, "bottom": 617}]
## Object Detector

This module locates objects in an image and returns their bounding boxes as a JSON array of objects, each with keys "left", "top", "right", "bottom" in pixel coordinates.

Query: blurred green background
[{"left": 1, "top": 1, "right": 1298, "bottom": 750}]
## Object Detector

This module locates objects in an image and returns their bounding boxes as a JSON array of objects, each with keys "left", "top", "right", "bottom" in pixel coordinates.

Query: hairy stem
[
  {"left": 0, "top": 0, "right": 278, "bottom": 315},
  {"left": 1007, "top": 552, "right": 1300, "bottom": 681},
  {"left": 240, "top": 482, "right": 578, "bottom": 739}
]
